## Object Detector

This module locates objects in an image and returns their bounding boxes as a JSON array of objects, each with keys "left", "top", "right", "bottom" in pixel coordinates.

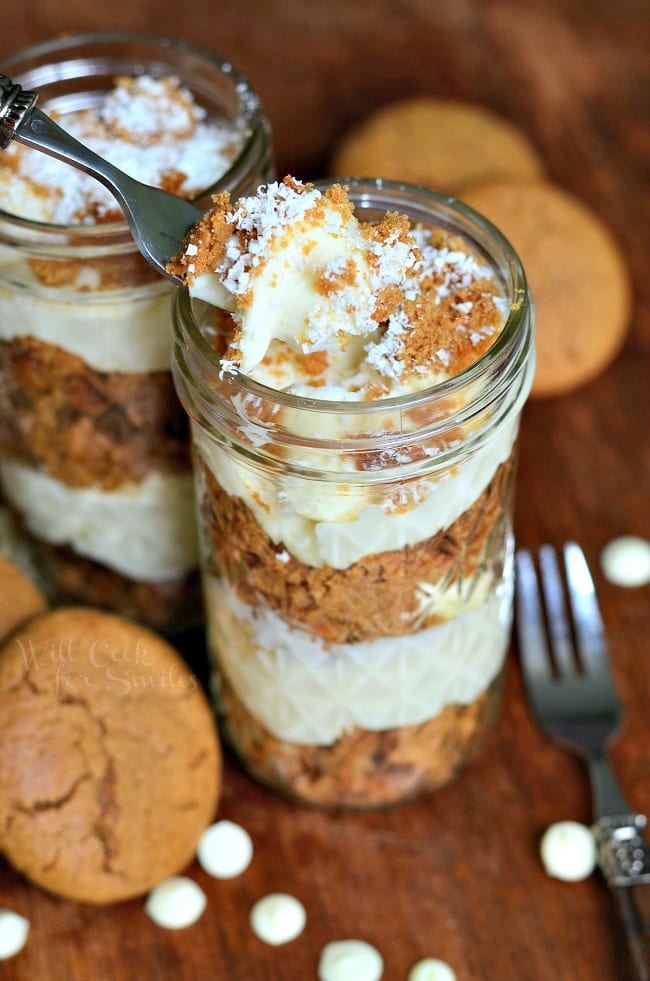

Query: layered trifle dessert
[
  {"left": 171, "top": 177, "right": 534, "bottom": 805},
  {"left": 0, "top": 43, "right": 271, "bottom": 629}
]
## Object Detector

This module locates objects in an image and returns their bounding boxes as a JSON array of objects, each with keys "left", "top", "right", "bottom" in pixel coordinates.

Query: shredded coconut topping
[
  {"left": 99, "top": 75, "right": 205, "bottom": 142},
  {"left": 218, "top": 181, "right": 324, "bottom": 298},
  {"left": 365, "top": 307, "right": 410, "bottom": 379}
]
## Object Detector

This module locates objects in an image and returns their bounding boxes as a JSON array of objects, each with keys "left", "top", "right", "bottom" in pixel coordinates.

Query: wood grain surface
[{"left": 0, "top": 1, "right": 649, "bottom": 978}]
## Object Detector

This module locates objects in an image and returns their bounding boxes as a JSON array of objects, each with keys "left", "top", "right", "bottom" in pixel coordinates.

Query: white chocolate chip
[
  {"left": 0, "top": 910, "right": 29, "bottom": 960},
  {"left": 601, "top": 536, "right": 650, "bottom": 587},
  {"left": 318, "top": 939, "right": 384, "bottom": 981},
  {"left": 197, "top": 820, "right": 253, "bottom": 879},
  {"left": 408, "top": 958, "right": 457, "bottom": 981},
  {"left": 144, "top": 876, "right": 207, "bottom": 929},
  {"left": 250, "top": 893, "right": 306, "bottom": 946},
  {"left": 540, "top": 821, "right": 597, "bottom": 881}
]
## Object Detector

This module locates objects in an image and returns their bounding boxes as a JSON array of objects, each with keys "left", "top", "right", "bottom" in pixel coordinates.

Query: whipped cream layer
[
  {"left": 0, "top": 461, "right": 198, "bottom": 580},
  {"left": 206, "top": 575, "right": 512, "bottom": 745},
  {"left": 0, "top": 266, "right": 173, "bottom": 371},
  {"left": 196, "top": 413, "right": 518, "bottom": 569}
]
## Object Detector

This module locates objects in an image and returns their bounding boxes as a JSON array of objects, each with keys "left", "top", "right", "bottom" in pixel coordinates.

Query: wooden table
[{"left": 1, "top": 1, "right": 648, "bottom": 978}]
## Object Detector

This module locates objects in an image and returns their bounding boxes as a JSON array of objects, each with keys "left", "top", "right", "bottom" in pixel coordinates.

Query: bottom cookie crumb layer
[
  {"left": 217, "top": 671, "right": 503, "bottom": 809},
  {"left": 32, "top": 539, "right": 201, "bottom": 632}
]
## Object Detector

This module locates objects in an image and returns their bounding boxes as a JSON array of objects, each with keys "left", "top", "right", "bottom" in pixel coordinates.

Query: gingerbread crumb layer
[
  {"left": 26, "top": 535, "right": 201, "bottom": 631},
  {"left": 218, "top": 670, "right": 503, "bottom": 808},
  {"left": 0, "top": 336, "right": 190, "bottom": 490},
  {"left": 199, "top": 453, "right": 515, "bottom": 644},
  {"left": 27, "top": 252, "right": 160, "bottom": 290}
]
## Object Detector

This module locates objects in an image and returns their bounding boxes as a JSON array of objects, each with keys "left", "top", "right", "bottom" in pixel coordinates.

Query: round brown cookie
[
  {"left": 0, "top": 607, "right": 220, "bottom": 904},
  {"left": 461, "top": 180, "right": 631, "bottom": 397},
  {"left": 330, "top": 97, "right": 544, "bottom": 193},
  {"left": 0, "top": 555, "right": 48, "bottom": 643}
]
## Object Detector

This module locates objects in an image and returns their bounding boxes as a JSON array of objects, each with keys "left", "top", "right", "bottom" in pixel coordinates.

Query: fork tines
[{"left": 516, "top": 542, "right": 614, "bottom": 682}]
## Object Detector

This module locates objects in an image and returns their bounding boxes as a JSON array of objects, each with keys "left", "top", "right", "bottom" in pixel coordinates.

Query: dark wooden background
[{"left": 1, "top": 1, "right": 649, "bottom": 978}]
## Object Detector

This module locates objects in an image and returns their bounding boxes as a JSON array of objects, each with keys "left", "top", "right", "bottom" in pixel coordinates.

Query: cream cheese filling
[
  {"left": 206, "top": 575, "right": 512, "bottom": 745},
  {"left": 0, "top": 461, "right": 198, "bottom": 581},
  {"left": 0, "top": 265, "right": 173, "bottom": 372}
]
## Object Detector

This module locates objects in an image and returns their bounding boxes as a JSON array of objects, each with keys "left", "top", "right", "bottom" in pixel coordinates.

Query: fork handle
[
  {"left": 0, "top": 73, "right": 130, "bottom": 196},
  {"left": 589, "top": 752, "right": 635, "bottom": 817},
  {"left": 593, "top": 814, "right": 650, "bottom": 980},
  {"left": 614, "top": 887, "right": 650, "bottom": 980}
]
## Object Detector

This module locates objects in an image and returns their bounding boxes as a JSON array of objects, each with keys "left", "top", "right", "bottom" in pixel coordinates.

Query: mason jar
[
  {"left": 0, "top": 33, "right": 273, "bottom": 630},
  {"left": 172, "top": 179, "right": 535, "bottom": 807}
]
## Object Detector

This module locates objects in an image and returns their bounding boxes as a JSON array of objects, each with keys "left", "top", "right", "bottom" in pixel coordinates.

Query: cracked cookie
[
  {"left": 461, "top": 180, "right": 631, "bottom": 397},
  {"left": 0, "top": 556, "right": 48, "bottom": 644},
  {"left": 0, "top": 608, "right": 220, "bottom": 904}
]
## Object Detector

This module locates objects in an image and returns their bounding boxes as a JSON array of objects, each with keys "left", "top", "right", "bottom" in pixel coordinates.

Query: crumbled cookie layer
[
  {"left": 28, "top": 252, "right": 160, "bottom": 291},
  {"left": 218, "top": 671, "right": 503, "bottom": 808},
  {"left": 0, "top": 336, "right": 190, "bottom": 490},
  {"left": 199, "top": 454, "right": 515, "bottom": 644},
  {"left": 30, "top": 538, "right": 201, "bottom": 632}
]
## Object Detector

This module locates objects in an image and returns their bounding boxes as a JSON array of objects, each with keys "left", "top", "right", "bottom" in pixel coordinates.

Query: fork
[{"left": 516, "top": 542, "right": 650, "bottom": 979}]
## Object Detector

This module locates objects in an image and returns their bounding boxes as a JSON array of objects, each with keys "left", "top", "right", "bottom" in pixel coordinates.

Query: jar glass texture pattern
[{"left": 172, "top": 179, "right": 535, "bottom": 806}]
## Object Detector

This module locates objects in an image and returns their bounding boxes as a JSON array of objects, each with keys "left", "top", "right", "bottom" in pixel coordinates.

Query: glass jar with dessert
[
  {"left": 172, "top": 177, "right": 535, "bottom": 807},
  {"left": 0, "top": 33, "right": 273, "bottom": 631}
]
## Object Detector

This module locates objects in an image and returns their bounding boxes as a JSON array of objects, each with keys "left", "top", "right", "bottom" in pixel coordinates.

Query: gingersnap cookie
[
  {"left": 330, "top": 98, "right": 544, "bottom": 193},
  {"left": 0, "top": 607, "right": 220, "bottom": 904},
  {"left": 0, "top": 555, "right": 48, "bottom": 644},
  {"left": 461, "top": 180, "right": 631, "bottom": 397}
]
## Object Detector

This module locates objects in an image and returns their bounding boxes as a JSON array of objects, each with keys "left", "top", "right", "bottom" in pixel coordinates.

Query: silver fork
[{"left": 516, "top": 542, "right": 650, "bottom": 979}]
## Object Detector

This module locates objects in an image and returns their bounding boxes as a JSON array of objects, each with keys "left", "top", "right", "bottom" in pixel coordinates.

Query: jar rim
[
  {"left": 0, "top": 31, "right": 266, "bottom": 245},
  {"left": 174, "top": 177, "right": 533, "bottom": 418}
]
